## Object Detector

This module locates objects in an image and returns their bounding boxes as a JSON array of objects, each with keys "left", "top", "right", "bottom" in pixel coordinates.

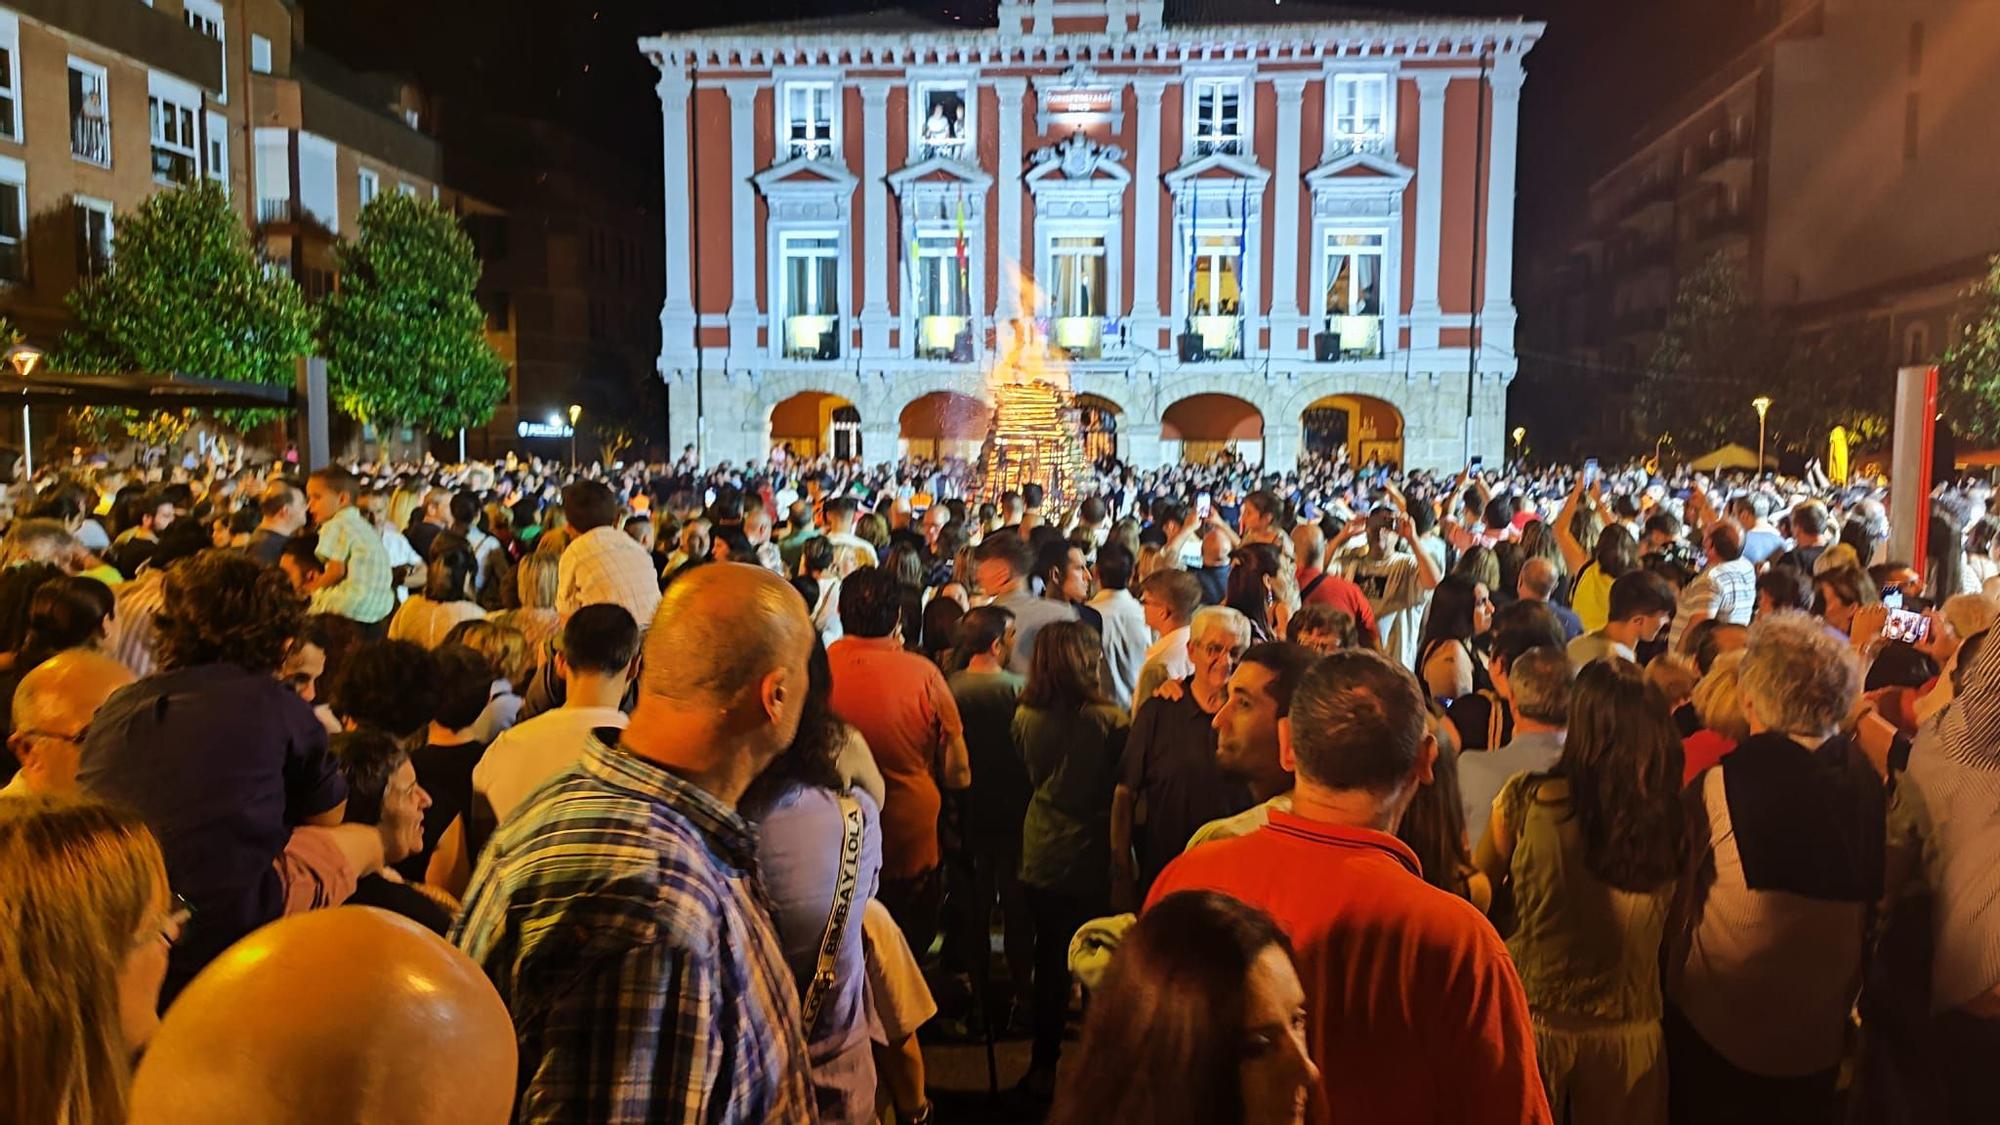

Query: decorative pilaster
[
  {"left": 1411, "top": 71, "right": 1450, "bottom": 351},
  {"left": 995, "top": 77, "right": 1028, "bottom": 352},
  {"left": 1268, "top": 74, "right": 1309, "bottom": 358},
  {"left": 1480, "top": 55, "right": 1525, "bottom": 356},
  {"left": 655, "top": 61, "right": 696, "bottom": 371},
  {"left": 860, "top": 80, "right": 892, "bottom": 356},
  {"left": 724, "top": 80, "right": 761, "bottom": 364},
  {"left": 1130, "top": 77, "right": 1167, "bottom": 350}
]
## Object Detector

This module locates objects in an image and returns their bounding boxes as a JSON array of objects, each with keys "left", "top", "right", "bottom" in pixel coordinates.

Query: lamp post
[
  {"left": 5, "top": 343, "right": 44, "bottom": 478},
  {"left": 1752, "top": 396, "right": 1772, "bottom": 477},
  {"left": 1511, "top": 426, "right": 1526, "bottom": 465},
  {"left": 567, "top": 403, "right": 582, "bottom": 469}
]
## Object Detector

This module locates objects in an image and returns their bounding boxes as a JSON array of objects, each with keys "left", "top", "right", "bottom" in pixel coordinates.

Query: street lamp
[
  {"left": 567, "top": 403, "right": 582, "bottom": 469},
  {"left": 1510, "top": 426, "right": 1526, "bottom": 464},
  {"left": 6, "top": 342, "right": 44, "bottom": 478},
  {"left": 1752, "top": 396, "right": 1772, "bottom": 477}
]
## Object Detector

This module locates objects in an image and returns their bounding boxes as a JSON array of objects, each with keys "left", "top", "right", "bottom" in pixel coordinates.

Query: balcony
[
  {"left": 1193, "top": 136, "right": 1246, "bottom": 158},
  {"left": 1314, "top": 315, "right": 1383, "bottom": 361},
  {"left": 152, "top": 146, "right": 197, "bottom": 185},
  {"left": 1694, "top": 128, "right": 1755, "bottom": 181},
  {"left": 915, "top": 315, "right": 971, "bottom": 361},
  {"left": 255, "top": 197, "right": 338, "bottom": 234},
  {"left": 1052, "top": 316, "right": 1104, "bottom": 360},
  {"left": 1185, "top": 315, "right": 1242, "bottom": 360},
  {"left": 783, "top": 315, "right": 841, "bottom": 361},
  {"left": 71, "top": 114, "right": 110, "bottom": 166}
]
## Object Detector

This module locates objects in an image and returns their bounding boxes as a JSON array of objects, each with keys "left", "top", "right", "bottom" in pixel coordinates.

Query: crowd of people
[{"left": 2, "top": 441, "right": 1998, "bottom": 1125}]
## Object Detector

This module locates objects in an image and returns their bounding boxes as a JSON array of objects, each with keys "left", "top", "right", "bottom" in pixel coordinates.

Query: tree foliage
[
  {"left": 324, "top": 193, "right": 506, "bottom": 434},
  {"left": 1638, "top": 253, "right": 1890, "bottom": 460},
  {"left": 1940, "top": 255, "right": 2000, "bottom": 442},
  {"left": 51, "top": 180, "right": 315, "bottom": 429}
]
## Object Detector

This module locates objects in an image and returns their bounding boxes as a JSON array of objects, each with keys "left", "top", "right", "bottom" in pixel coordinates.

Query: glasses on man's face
[
  {"left": 15, "top": 723, "right": 88, "bottom": 748},
  {"left": 1193, "top": 640, "right": 1247, "bottom": 661}
]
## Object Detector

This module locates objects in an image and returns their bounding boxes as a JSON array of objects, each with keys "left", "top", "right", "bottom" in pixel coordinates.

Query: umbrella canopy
[
  {"left": 1687, "top": 442, "right": 1774, "bottom": 472},
  {"left": 0, "top": 371, "right": 295, "bottom": 411}
]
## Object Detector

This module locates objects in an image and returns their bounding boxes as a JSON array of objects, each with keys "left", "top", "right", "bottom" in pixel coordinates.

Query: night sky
[{"left": 307, "top": 0, "right": 1775, "bottom": 270}]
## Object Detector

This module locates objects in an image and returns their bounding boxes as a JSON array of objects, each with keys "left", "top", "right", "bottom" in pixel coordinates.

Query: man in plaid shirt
[
  {"left": 454, "top": 563, "right": 819, "bottom": 1123},
  {"left": 556, "top": 480, "right": 662, "bottom": 631}
]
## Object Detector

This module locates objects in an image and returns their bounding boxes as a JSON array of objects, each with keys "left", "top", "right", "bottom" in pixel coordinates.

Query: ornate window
[{"left": 783, "top": 82, "right": 837, "bottom": 161}]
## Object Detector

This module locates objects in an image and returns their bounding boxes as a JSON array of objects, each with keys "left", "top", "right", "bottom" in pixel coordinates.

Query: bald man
[
  {"left": 454, "top": 563, "right": 819, "bottom": 1122},
  {"left": 129, "top": 907, "right": 516, "bottom": 1125},
  {"left": 0, "top": 650, "right": 133, "bottom": 798},
  {"left": 1516, "top": 556, "right": 1583, "bottom": 641}
]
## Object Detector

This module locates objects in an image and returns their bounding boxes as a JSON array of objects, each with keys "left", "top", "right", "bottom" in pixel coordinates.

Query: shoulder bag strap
[
  {"left": 1298, "top": 571, "right": 1330, "bottom": 604},
  {"left": 800, "top": 791, "right": 865, "bottom": 1033}
]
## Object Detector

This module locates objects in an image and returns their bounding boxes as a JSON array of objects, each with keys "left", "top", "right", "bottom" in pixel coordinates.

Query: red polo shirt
[
  {"left": 1295, "top": 566, "right": 1379, "bottom": 639},
  {"left": 1149, "top": 811, "right": 1550, "bottom": 1125},
  {"left": 827, "top": 634, "right": 964, "bottom": 880}
]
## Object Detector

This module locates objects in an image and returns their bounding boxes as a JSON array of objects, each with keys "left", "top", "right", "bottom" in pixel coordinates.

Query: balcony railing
[
  {"left": 1193, "top": 136, "right": 1245, "bottom": 157},
  {"left": 1187, "top": 315, "right": 1242, "bottom": 359},
  {"left": 919, "top": 138, "right": 970, "bottom": 163},
  {"left": 784, "top": 314, "right": 841, "bottom": 360},
  {"left": 916, "top": 315, "right": 970, "bottom": 360},
  {"left": 1314, "top": 315, "right": 1383, "bottom": 361},
  {"left": 1052, "top": 315, "right": 1104, "bottom": 360},
  {"left": 152, "top": 146, "right": 196, "bottom": 185},
  {"left": 71, "top": 114, "right": 110, "bottom": 165}
]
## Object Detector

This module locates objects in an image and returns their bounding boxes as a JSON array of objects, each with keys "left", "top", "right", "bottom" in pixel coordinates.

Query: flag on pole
[{"left": 955, "top": 188, "right": 969, "bottom": 297}]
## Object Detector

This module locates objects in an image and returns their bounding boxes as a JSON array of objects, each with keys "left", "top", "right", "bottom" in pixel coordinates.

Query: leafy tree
[
  {"left": 324, "top": 193, "right": 506, "bottom": 435},
  {"left": 52, "top": 181, "right": 315, "bottom": 429},
  {"left": 1940, "top": 255, "right": 2000, "bottom": 442},
  {"left": 1638, "top": 252, "right": 1892, "bottom": 461}
]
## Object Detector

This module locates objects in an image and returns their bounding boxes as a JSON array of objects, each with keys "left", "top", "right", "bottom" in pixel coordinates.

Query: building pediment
[
  {"left": 1025, "top": 131, "right": 1130, "bottom": 196},
  {"left": 1164, "top": 151, "right": 1272, "bottom": 190},
  {"left": 1304, "top": 151, "right": 1415, "bottom": 195},
  {"left": 753, "top": 156, "right": 858, "bottom": 224},
  {"left": 887, "top": 154, "right": 995, "bottom": 195},
  {"left": 753, "top": 156, "right": 859, "bottom": 197}
]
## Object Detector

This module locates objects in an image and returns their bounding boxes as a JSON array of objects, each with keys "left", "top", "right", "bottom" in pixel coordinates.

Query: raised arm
[{"left": 1553, "top": 480, "right": 1590, "bottom": 573}]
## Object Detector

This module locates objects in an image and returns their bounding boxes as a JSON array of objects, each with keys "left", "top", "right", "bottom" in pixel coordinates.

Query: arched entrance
[
  {"left": 770, "top": 391, "right": 862, "bottom": 460},
  {"left": 1076, "top": 393, "right": 1122, "bottom": 463},
  {"left": 1302, "top": 394, "right": 1404, "bottom": 467},
  {"left": 899, "top": 391, "right": 991, "bottom": 461},
  {"left": 1162, "top": 393, "right": 1263, "bottom": 465}
]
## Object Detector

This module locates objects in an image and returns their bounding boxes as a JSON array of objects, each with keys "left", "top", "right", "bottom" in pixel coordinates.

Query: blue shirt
[
  {"left": 453, "top": 736, "right": 817, "bottom": 1125},
  {"left": 747, "top": 784, "right": 883, "bottom": 1124},
  {"left": 78, "top": 663, "right": 345, "bottom": 1001}
]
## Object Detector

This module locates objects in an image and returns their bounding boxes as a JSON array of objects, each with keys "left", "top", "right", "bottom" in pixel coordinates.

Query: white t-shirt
[{"left": 472, "top": 705, "right": 630, "bottom": 826}]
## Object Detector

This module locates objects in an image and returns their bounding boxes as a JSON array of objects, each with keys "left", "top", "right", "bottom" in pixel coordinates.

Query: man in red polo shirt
[
  {"left": 828, "top": 566, "right": 969, "bottom": 957},
  {"left": 1148, "top": 649, "right": 1550, "bottom": 1125},
  {"left": 1290, "top": 521, "right": 1378, "bottom": 647}
]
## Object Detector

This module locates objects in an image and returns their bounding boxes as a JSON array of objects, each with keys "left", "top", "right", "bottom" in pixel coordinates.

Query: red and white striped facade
[{"left": 641, "top": 1, "right": 1541, "bottom": 470}]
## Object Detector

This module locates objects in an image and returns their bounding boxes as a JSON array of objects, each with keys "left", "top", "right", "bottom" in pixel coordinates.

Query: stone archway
[
  {"left": 1076, "top": 393, "right": 1123, "bottom": 463},
  {"left": 899, "top": 391, "right": 991, "bottom": 461},
  {"left": 770, "top": 390, "right": 862, "bottom": 461},
  {"left": 1162, "top": 393, "right": 1264, "bottom": 465},
  {"left": 1302, "top": 393, "right": 1405, "bottom": 467}
]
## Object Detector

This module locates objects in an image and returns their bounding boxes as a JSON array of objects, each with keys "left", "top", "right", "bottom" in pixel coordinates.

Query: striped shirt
[
  {"left": 453, "top": 735, "right": 817, "bottom": 1125},
  {"left": 109, "top": 570, "right": 168, "bottom": 678}
]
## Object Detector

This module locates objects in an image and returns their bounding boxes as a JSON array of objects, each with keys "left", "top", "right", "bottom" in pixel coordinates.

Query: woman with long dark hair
[
  {"left": 1225, "top": 542, "right": 1285, "bottom": 643},
  {"left": 1473, "top": 659, "right": 1685, "bottom": 1124},
  {"left": 1416, "top": 574, "right": 1494, "bottom": 702},
  {"left": 1048, "top": 890, "right": 1318, "bottom": 1125},
  {"left": 1013, "top": 620, "right": 1130, "bottom": 1099},
  {"left": 1395, "top": 710, "right": 1491, "bottom": 913},
  {"left": 742, "top": 637, "right": 886, "bottom": 1124}
]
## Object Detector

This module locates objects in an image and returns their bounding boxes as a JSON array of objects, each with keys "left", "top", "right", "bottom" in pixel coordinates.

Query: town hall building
[{"left": 640, "top": 0, "right": 1540, "bottom": 472}]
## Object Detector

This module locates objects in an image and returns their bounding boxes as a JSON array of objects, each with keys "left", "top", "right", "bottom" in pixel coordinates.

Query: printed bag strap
[{"left": 800, "top": 791, "right": 865, "bottom": 1032}]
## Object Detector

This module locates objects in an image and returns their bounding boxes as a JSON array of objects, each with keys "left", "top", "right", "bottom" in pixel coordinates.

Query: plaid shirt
[
  {"left": 557, "top": 526, "right": 662, "bottom": 630},
  {"left": 1669, "top": 557, "right": 1757, "bottom": 654},
  {"left": 453, "top": 736, "right": 818, "bottom": 1125},
  {"left": 311, "top": 505, "right": 395, "bottom": 624}
]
